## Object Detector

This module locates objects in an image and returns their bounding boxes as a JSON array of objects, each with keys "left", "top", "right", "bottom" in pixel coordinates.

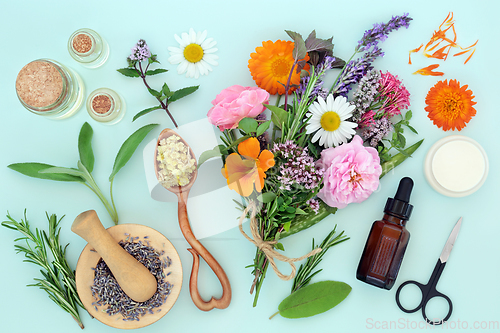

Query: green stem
[
  {"left": 81, "top": 172, "right": 118, "bottom": 225},
  {"left": 269, "top": 311, "right": 280, "bottom": 320},
  {"left": 109, "top": 177, "right": 118, "bottom": 221}
]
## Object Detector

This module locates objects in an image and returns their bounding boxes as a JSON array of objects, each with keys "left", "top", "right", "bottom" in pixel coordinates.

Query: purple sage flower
[{"left": 128, "top": 39, "right": 151, "bottom": 62}]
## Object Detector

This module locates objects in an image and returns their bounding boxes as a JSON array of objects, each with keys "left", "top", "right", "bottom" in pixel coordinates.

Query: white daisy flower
[
  {"left": 168, "top": 28, "right": 218, "bottom": 79},
  {"left": 305, "top": 95, "right": 357, "bottom": 148}
]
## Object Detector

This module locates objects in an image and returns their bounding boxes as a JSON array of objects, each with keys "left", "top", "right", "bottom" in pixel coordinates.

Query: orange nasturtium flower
[
  {"left": 248, "top": 40, "right": 309, "bottom": 95},
  {"left": 425, "top": 79, "right": 476, "bottom": 131},
  {"left": 222, "top": 137, "right": 275, "bottom": 197}
]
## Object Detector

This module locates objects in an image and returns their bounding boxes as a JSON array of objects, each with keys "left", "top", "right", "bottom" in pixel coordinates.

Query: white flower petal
[
  {"left": 312, "top": 129, "right": 323, "bottom": 143},
  {"left": 174, "top": 34, "right": 183, "bottom": 45},
  {"left": 318, "top": 96, "right": 327, "bottom": 111},
  {"left": 181, "top": 32, "right": 190, "bottom": 46},
  {"left": 177, "top": 60, "right": 189, "bottom": 75},
  {"left": 203, "top": 54, "right": 219, "bottom": 66},
  {"left": 326, "top": 94, "right": 335, "bottom": 110},
  {"left": 197, "top": 30, "right": 207, "bottom": 44},
  {"left": 201, "top": 37, "right": 217, "bottom": 50},
  {"left": 168, "top": 54, "right": 184, "bottom": 64},
  {"left": 189, "top": 28, "right": 197, "bottom": 43}
]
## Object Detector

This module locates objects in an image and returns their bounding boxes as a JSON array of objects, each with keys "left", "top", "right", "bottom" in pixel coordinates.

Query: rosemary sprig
[
  {"left": 291, "top": 225, "right": 349, "bottom": 293},
  {"left": 2, "top": 211, "right": 84, "bottom": 329}
]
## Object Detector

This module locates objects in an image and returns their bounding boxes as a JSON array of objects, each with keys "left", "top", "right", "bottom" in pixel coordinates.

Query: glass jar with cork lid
[
  {"left": 15, "top": 59, "right": 85, "bottom": 119},
  {"left": 86, "top": 88, "right": 126, "bottom": 125},
  {"left": 68, "top": 28, "right": 109, "bottom": 68}
]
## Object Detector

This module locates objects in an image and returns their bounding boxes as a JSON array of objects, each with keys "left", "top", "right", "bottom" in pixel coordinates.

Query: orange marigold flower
[
  {"left": 248, "top": 40, "right": 309, "bottom": 95},
  {"left": 413, "top": 64, "right": 444, "bottom": 76},
  {"left": 425, "top": 79, "right": 476, "bottom": 131},
  {"left": 222, "top": 137, "right": 275, "bottom": 197}
]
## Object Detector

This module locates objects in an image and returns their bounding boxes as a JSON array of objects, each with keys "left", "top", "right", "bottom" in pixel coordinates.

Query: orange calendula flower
[
  {"left": 222, "top": 137, "right": 275, "bottom": 197},
  {"left": 425, "top": 79, "right": 476, "bottom": 131},
  {"left": 248, "top": 40, "right": 309, "bottom": 95}
]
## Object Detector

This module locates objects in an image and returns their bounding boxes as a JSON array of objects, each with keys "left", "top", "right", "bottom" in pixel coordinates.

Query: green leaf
[
  {"left": 256, "top": 120, "right": 271, "bottom": 137},
  {"left": 109, "top": 123, "right": 159, "bottom": 181},
  {"left": 380, "top": 139, "right": 424, "bottom": 178},
  {"left": 132, "top": 106, "right": 162, "bottom": 122},
  {"left": 238, "top": 118, "right": 259, "bottom": 134},
  {"left": 275, "top": 281, "right": 351, "bottom": 319},
  {"left": 162, "top": 83, "right": 172, "bottom": 97},
  {"left": 198, "top": 145, "right": 223, "bottom": 168},
  {"left": 117, "top": 68, "right": 140, "bottom": 78},
  {"left": 283, "top": 221, "right": 291, "bottom": 232},
  {"left": 78, "top": 122, "right": 94, "bottom": 173},
  {"left": 405, "top": 110, "right": 412, "bottom": 121},
  {"left": 285, "top": 30, "right": 307, "bottom": 60},
  {"left": 145, "top": 68, "right": 168, "bottom": 76},
  {"left": 169, "top": 85, "right": 199, "bottom": 103},
  {"left": 265, "top": 104, "right": 289, "bottom": 130},
  {"left": 257, "top": 192, "right": 276, "bottom": 203},
  {"left": 295, "top": 208, "right": 307, "bottom": 215},
  {"left": 275, "top": 242, "right": 285, "bottom": 251},
  {"left": 8, "top": 163, "right": 84, "bottom": 182},
  {"left": 407, "top": 125, "right": 418, "bottom": 134},
  {"left": 41, "top": 167, "right": 85, "bottom": 178},
  {"left": 148, "top": 87, "right": 162, "bottom": 98}
]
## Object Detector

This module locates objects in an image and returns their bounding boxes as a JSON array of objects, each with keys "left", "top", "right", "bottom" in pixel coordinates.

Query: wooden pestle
[{"left": 72, "top": 210, "right": 157, "bottom": 302}]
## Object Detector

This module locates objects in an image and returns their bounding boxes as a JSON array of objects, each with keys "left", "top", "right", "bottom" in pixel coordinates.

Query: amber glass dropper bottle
[{"left": 356, "top": 177, "right": 414, "bottom": 290}]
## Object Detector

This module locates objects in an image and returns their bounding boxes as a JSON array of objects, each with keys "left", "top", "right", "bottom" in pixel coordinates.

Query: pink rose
[
  {"left": 317, "top": 135, "right": 382, "bottom": 209},
  {"left": 207, "top": 85, "right": 269, "bottom": 131}
]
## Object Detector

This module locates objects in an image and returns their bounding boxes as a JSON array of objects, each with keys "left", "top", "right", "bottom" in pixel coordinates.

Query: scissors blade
[{"left": 439, "top": 217, "right": 462, "bottom": 263}]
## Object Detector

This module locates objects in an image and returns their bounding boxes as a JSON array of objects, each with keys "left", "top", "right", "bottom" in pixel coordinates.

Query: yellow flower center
[
  {"left": 271, "top": 58, "right": 291, "bottom": 77},
  {"left": 440, "top": 93, "right": 463, "bottom": 119},
  {"left": 320, "top": 111, "right": 341, "bottom": 131},
  {"left": 183, "top": 43, "right": 204, "bottom": 63}
]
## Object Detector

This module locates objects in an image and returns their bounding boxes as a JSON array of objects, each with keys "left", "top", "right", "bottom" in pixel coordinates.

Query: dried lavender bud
[{"left": 91, "top": 237, "right": 173, "bottom": 321}]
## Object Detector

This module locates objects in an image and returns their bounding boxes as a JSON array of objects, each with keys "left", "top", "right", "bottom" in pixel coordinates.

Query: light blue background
[{"left": 0, "top": 0, "right": 498, "bottom": 332}]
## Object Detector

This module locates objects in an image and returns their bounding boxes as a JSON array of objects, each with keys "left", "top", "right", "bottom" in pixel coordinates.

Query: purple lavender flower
[
  {"left": 351, "top": 70, "right": 381, "bottom": 122},
  {"left": 128, "top": 39, "right": 151, "bottom": 62},
  {"left": 331, "top": 46, "right": 383, "bottom": 97},
  {"left": 271, "top": 141, "right": 324, "bottom": 192},
  {"left": 298, "top": 56, "right": 338, "bottom": 102},
  {"left": 356, "top": 13, "right": 412, "bottom": 53}
]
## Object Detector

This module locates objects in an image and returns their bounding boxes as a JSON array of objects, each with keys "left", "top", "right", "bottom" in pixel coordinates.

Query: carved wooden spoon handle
[{"left": 177, "top": 196, "right": 232, "bottom": 311}]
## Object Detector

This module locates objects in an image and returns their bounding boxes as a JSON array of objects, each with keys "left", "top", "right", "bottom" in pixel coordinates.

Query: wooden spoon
[
  {"left": 154, "top": 128, "right": 231, "bottom": 311},
  {"left": 72, "top": 210, "right": 158, "bottom": 303}
]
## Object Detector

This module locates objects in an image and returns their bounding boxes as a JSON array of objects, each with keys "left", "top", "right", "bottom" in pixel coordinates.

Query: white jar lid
[{"left": 424, "top": 135, "right": 488, "bottom": 197}]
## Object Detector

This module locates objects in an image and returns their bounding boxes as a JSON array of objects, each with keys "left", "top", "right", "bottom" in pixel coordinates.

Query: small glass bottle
[
  {"left": 68, "top": 28, "right": 109, "bottom": 68},
  {"left": 15, "top": 59, "right": 85, "bottom": 119},
  {"left": 86, "top": 88, "right": 126, "bottom": 125},
  {"left": 356, "top": 177, "right": 414, "bottom": 290}
]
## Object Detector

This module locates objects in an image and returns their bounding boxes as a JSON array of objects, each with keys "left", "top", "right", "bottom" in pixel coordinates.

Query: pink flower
[
  {"left": 317, "top": 135, "right": 382, "bottom": 209},
  {"left": 207, "top": 85, "right": 269, "bottom": 131},
  {"left": 378, "top": 71, "right": 410, "bottom": 118}
]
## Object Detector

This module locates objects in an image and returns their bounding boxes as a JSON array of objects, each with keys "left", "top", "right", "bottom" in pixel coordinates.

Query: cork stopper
[{"left": 16, "top": 60, "right": 63, "bottom": 108}]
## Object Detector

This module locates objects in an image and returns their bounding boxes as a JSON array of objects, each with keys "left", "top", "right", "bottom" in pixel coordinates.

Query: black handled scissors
[{"left": 395, "top": 217, "right": 462, "bottom": 325}]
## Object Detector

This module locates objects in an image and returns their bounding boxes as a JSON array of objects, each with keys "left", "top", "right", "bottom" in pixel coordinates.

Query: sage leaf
[
  {"left": 275, "top": 280, "right": 351, "bottom": 319},
  {"left": 238, "top": 117, "right": 258, "bottom": 134},
  {"left": 257, "top": 192, "right": 276, "bottom": 203},
  {"left": 256, "top": 120, "right": 271, "bottom": 137},
  {"left": 117, "top": 68, "right": 140, "bottom": 77},
  {"left": 78, "top": 122, "right": 94, "bottom": 173},
  {"left": 132, "top": 106, "right": 162, "bottom": 122},
  {"left": 162, "top": 83, "right": 172, "bottom": 97},
  {"left": 8, "top": 163, "right": 84, "bottom": 182},
  {"left": 169, "top": 85, "right": 199, "bottom": 103},
  {"left": 265, "top": 104, "right": 289, "bottom": 130},
  {"left": 41, "top": 167, "right": 85, "bottom": 178},
  {"left": 145, "top": 68, "right": 168, "bottom": 76},
  {"left": 109, "top": 123, "right": 159, "bottom": 181},
  {"left": 198, "top": 145, "right": 223, "bottom": 168}
]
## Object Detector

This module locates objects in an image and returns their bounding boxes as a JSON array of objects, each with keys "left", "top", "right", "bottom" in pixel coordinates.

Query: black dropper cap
[{"left": 384, "top": 177, "right": 414, "bottom": 220}]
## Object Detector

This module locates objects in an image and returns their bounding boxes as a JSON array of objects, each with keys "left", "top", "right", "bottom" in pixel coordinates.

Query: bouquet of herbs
[{"left": 201, "top": 13, "right": 423, "bottom": 306}]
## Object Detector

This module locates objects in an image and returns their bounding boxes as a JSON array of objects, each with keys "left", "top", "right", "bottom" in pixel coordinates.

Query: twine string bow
[{"left": 238, "top": 201, "right": 321, "bottom": 281}]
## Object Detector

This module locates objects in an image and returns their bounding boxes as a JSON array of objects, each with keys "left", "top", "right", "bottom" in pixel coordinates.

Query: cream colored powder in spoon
[{"left": 156, "top": 135, "right": 196, "bottom": 187}]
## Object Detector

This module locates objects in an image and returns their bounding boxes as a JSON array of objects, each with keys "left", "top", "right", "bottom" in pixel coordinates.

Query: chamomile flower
[
  {"left": 168, "top": 28, "right": 218, "bottom": 79},
  {"left": 306, "top": 95, "right": 357, "bottom": 148}
]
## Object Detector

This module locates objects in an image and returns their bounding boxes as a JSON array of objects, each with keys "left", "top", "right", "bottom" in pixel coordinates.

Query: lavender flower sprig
[
  {"left": 118, "top": 39, "right": 199, "bottom": 125},
  {"left": 330, "top": 13, "right": 412, "bottom": 96}
]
